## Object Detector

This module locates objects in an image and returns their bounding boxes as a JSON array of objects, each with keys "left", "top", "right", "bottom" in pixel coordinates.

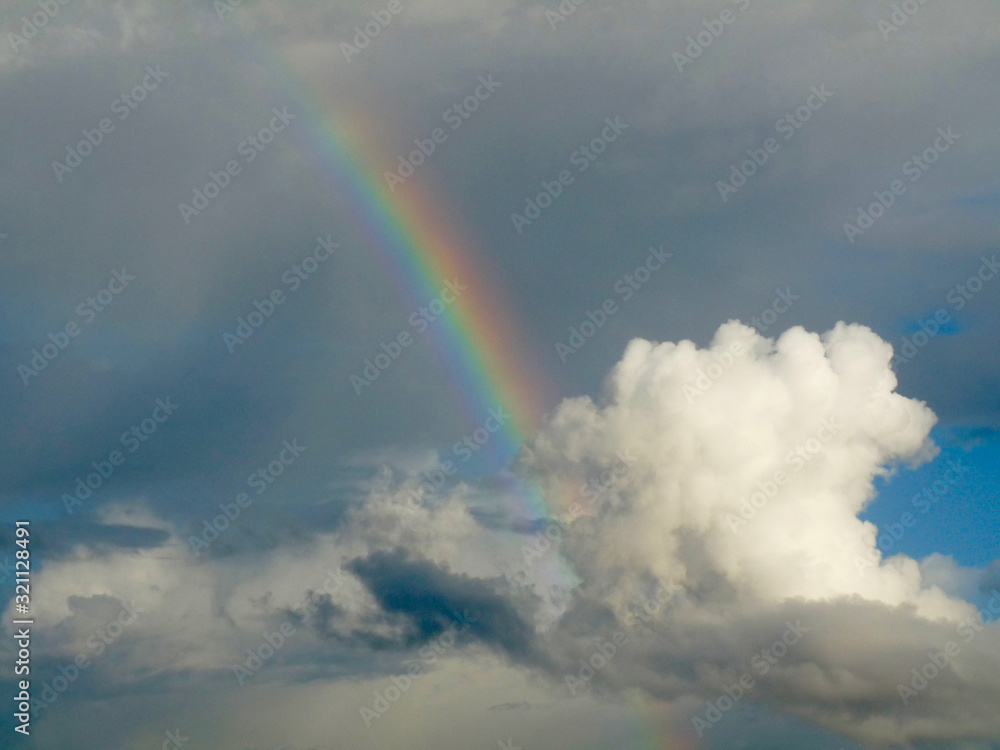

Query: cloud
[
  {"left": 919, "top": 553, "right": 991, "bottom": 602},
  {"left": 488, "top": 699, "right": 532, "bottom": 711},
  {"left": 523, "top": 322, "right": 946, "bottom": 611},
  {"left": 518, "top": 321, "right": 1000, "bottom": 745},
  {"left": 11, "top": 320, "right": 1000, "bottom": 747},
  {"left": 4, "top": 0, "right": 1000, "bottom": 742},
  {"left": 347, "top": 548, "right": 544, "bottom": 665}
]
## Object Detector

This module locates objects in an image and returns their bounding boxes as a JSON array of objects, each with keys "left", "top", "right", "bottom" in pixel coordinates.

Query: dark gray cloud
[
  {"left": 30, "top": 521, "right": 169, "bottom": 558},
  {"left": 347, "top": 548, "right": 544, "bottom": 665}
]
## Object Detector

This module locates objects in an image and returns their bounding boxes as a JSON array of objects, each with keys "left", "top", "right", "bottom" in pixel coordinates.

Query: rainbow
[
  {"left": 314, "top": 109, "right": 551, "bottom": 445},
  {"left": 233, "top": 30, "right": 688, "bottom": 749},
  {"left": 241, "top": 43, "right": 573, "bottom": 521}
]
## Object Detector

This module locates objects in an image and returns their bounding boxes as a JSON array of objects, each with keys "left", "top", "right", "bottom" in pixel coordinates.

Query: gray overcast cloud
[{"left": 1, "top": 1, "right": 999, "bottom": 748}]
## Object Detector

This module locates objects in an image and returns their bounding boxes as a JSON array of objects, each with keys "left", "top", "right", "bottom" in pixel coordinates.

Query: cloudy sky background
[{"left": 1, "top": 0, "right": 999, "bottom": 748}]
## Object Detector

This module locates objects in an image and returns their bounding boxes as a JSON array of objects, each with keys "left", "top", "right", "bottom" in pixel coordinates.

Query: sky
[{"left": 1, "top": 0, "right": 999, "bottom": 748}]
